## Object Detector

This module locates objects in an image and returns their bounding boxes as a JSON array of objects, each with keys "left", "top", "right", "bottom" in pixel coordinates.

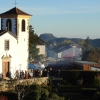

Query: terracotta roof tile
[{"left": 0, "top": 7, "right": 31, "bottom": 16}]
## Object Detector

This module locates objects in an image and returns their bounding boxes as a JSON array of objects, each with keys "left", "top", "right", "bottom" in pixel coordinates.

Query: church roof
[
  {"left": 0, "top": 7, "right": 31, "bottom": 16},
  {"left": 0, "top": 30, "right": 17, "bottom": 38},
  {"left": 38, "top": 39, "right": 46, "bottom": 45}
]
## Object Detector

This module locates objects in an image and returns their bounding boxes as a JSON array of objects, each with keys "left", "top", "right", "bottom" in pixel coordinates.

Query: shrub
[
  {"left": 49, "top": 93, "right": 65, "bottom": 100},
  {"left": 94, "top": 76, "right": 100, "bottom": 88},
  {"left": 41, "top": 88, "right": 49, "bottom": 99},
  {"left": 93, "top": 92, "right": 100, "bottom": 100},
  {"left": 0, "top": 92, "right": 17, "bottom": 100}
]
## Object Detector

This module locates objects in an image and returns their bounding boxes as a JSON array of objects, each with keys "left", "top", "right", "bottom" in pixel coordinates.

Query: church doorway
[
  {"left": 2, "top": 55, "right": 11, "bottom": 78},
  {"left": 2, "top": 62, "right": 10, "bottom": 78}
]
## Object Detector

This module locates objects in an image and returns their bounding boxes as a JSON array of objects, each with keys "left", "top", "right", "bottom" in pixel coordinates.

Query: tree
[
  {"left": 62, "top": 39, "right": 72, "bottom": 44},
  {"left": 24, "top": 84, "right": 41, "bottom": 100},
  {"left": 83, "top": 36, "right": 93, "bottom": 51},
  {"left": 15, "top": 81, "right": 31, "bottom": 100},
  {"left": 41, "top": 88, "right": 49, "bottom": 99},
  {"left": 82, "top": 36, "right": 94, "bottom": 57},
  {"left": 29, "top": 25, "right": 46, "bottom": 62},
  {"left": 29, "top": 25, "right": 40, "bottom": 62},
  {"left": 50, "top": 93, "right": 65, "bottom": 100},
  {"left": 82, "top": 49, "right": 100, "bottom": 63}
]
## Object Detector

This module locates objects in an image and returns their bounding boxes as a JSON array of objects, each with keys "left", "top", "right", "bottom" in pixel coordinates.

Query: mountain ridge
[{"left": 40, "top": 33, "right": 100, "bottom": 48}]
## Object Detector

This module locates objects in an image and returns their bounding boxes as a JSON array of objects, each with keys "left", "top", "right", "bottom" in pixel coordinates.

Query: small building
[
  {"left": 73, "top": 61, "right": 99, "bottom": 70},
  {"left": 36, "top": 38, "right": 46, "bottom": 57}
]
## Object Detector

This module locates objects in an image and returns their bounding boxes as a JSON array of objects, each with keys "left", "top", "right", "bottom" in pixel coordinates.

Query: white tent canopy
[{"left": 35, "top": 61, "right": 45, "bottom": 69}]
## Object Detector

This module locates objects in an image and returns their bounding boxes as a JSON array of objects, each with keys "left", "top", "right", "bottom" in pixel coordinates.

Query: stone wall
[{"left": 0, "top": 77, "right": 49, "bottom": 91}]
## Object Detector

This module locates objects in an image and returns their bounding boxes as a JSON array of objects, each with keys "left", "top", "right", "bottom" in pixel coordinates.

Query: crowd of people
[
  {"left": 0, "top": 60, "right": 79, "bottom": 80},
  {"left": 14, "top": 68, "right": 62, "bottom": 80}
]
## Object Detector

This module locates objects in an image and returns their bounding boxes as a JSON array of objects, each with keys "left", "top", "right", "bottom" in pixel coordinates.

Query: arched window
[
  {"left": 22, "top": 19, "right": 25, "bottom": 31},
  {"left": 6, "top": 19, "right": 12, "bottom": 31}
]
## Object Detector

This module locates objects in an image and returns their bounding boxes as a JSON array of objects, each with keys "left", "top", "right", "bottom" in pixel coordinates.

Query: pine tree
[
  {"left": 83, "top": 36, "right": 93, "bottom": 51},
  {"left": 29, "top": 25, "right": 40, "bottom": 61}
]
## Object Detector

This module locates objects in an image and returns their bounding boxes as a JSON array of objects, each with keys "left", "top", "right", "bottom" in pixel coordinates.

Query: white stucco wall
[
  {"left": 0, "top": 32, "right": 17, "bottom": 74},
  {"left": 16, "top": 18, "right": 29, "bottom": 71},
  {"left": 36, "top": 45, "right": 46, "bottom": 56},
  {"left": 0, "top": 17, "right": 30, "bottom": 76}
]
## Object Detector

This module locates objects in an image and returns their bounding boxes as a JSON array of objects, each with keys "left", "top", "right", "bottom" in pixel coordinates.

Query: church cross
[{"left": 14, "top": 0, "right": 18, "bottom": 7}]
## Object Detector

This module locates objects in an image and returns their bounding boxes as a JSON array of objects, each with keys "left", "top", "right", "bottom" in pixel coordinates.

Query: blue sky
[{"left": 0, "top": 0, "right": 100, "bottom": 39}]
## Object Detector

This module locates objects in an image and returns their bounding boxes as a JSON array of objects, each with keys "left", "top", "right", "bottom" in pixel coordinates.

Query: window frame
[
  {"left": 4, "top": 40, "right": 9, "bottom": 50},
  {"left": 22, "top": 19, "right": 25, "bottom": 32}
]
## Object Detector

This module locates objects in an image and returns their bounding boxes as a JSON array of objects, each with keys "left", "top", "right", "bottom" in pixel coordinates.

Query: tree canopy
[
  {"left": 82, "top": 48, "right": 100, "bottom": 63},
  {"left": 83, "top": 36, "right": 93, "bottom": 51},
  {"left": 29, "top": 25, "right": 40, "bottom": 61},
  {"left": 29, "top": 25, "right": 46, "bottom": 62}
]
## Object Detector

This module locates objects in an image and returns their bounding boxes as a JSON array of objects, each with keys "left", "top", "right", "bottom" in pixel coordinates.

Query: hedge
[{"left": 62, "top": 70, "right": 100, "bottom": 85}]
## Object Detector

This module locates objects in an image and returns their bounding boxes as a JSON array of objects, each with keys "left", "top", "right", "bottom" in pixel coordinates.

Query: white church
[{"left": 0, "top": 7, "right": 31, "bottom": 78}]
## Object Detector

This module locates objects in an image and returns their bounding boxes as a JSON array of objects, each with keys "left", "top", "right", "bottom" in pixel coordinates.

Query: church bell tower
[
  {"left": 0, "top": 7, "right": 31, "bottom": 37},
  {"left": 0, "top": 7, "right": 32, "bottom": 71}
]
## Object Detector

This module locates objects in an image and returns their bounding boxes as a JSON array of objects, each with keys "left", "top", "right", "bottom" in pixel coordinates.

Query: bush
[
  {"left": 50, "top": 93, "right": 65, "bottom": 100},
  {"left": 41, "top": 88, "right": 49, "bottom": 99},
  {"left": 0, "top": 92, "right": 17, "bottom": 100},
  {"left": 94, "top": 76, "right": 100, "bottom": 88},
  {"left": 62, "top": 70, "right": 99, "bottom": 85},
  {"left": 93, "top": 92, "right": 100, "bottom": 100}
]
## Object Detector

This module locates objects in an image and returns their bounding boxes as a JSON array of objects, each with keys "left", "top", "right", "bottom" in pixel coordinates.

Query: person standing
[
  {"left": 29, "top": 70, "right": 33, "bottom": 78},
  {"left": 25, "top": 70, "right": 28, "bottom": 79}
]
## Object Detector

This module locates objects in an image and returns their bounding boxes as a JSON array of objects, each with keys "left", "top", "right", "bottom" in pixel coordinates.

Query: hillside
[
  {"left": 91, "top": 39, "right": 100, "bottom": 48},
  {"left": 40, "top": 33, "right": 100, "bottom": 48},
  {"left": 40, "top": 33, "right": 57, "bottom": 42}
]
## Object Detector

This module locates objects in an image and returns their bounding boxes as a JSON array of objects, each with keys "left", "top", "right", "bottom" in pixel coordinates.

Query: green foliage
[
  {"left": 93, "top": 92, "right": 100, "bottom": 100},
  {"left": 82, "top": 36, "right": 94, "bottom": 58},
  {"left": 0, "top": 92, "right": 17, "bottom": 100},
  {"left": 23, "top": 84, "right": 41, "bottom": 100},
  {"left": 94, "top": 77, "right": 100, "bottom": 88},
  {"left": 82, "top": 49, "right": 100, "bottom": 63},
  {"left": 62, "top": 70, "right": 80, "bottom": 85},
  {"left": 29, "top": 25, "right": 40, "bottom": 47},
  {"left": 63, "top": 70, "right": 99, "bottom": 85},
  {"left": 62, "top": 39, "right": 72, "bottom": 44},
  {"left": 50, "top": 93, "right": 65, "bottom": 100},
  {"left": 42, "top": 86, "right": 51, "bottom": 92},
  {"left": 47, "top": 78, "right": 53, "bottom": 86},
  {"left": 76, "top": 39, "right": 85, "bottom": 46},
  {"left": 29, "top": 25, "right": 45, "bottom": 61},
  {"left": 81, "top": 88, "right": 97, "bottom": 97},
  {"left": 41, "top": 88, "right": 49, "bottom": 99},
  {"left": 83, "top": 36, "right": 93, "bottom": 51}
]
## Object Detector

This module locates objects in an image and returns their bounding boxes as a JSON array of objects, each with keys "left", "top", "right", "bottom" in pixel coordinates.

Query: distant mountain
[
  {"left": 91, "top": 39, "right": 100, "bottom": 48},
  {"left": 48, "top": 37, "right": 70, "bottom": 43},
  {"left": 40, "top": 33, "right": 57, "bottom": 42},
  {"left": 40, "top": 33, "right": 72, "bottom": 43},
  {"left": 40, "top": 33, "right": 100, "bottom": 48}
]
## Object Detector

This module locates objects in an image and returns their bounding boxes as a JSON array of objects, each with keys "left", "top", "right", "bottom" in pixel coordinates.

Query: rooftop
[
  {"left": 74, "top": 61, "right": 98, "bottom": 65},
  {"left": 0, "top": 30, "right": 17, "bottom": 38},
  {"left": 0, "top": 7, "right": 31, "bottom": 16}
]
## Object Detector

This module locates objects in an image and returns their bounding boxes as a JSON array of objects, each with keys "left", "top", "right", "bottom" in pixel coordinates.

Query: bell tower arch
[{"left": 6, "top": 19, "right": 12, "bottom": 31}]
